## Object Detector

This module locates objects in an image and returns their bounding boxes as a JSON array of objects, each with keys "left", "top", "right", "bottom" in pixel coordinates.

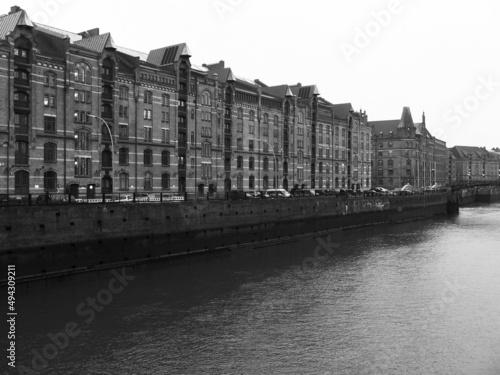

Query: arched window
[
  {"left": 44, "top": 142, "right": 57, "bottom": 163},
  {"left": 274, "top": 115, "right": 279, "bottom": 125},
  {"left": 144, "top": 91, "right": 153, "bottom": 104},
  {"left": 335, "top": 177, "right": 339, "bottom": 188},
  {"left": 283, "top": 161, "right": 288, "bottom": 175},
  {"left": 298, "top": 112, "right": 303, "bottom": 123},
  {"left": 319, "top": 176, "right": 323, "bottom": 188},
  {"left": 249, "top": 110, "right": 255, "bottom": 122},
  {"left": 102, "top": 149, "right": 112, "bottom": 168},
  {"left": 263, "top": 157, "right": 269, "bottom": 171},
  {"left": 263, "top": 175, "right": 269, "bottom": 190},
  {"left": 162, "top": 173, "right": 170, "bottom": 189},
  {"left": 379, "top": 143, "right": 383, "bottom": 148},
  {"left": 102, "top": 58, "right": 114, "bottom": 80},
  {"left": 263, "top": 113, "right": 269, "bottom": 123},
  {"left": 326, "top": 177, "right": 331, "bottom": 188},
  {"left": 144, "top": 149, "right": 153, "bottom": 166},
  {"left": 335, "top": 163, "right": 339, "bottom": 173},
  {"left": 237, "top": 156, "right": 243, "bottom": 169},
  {"left": 319, "top": 162, "right": 323, "bottom": 173},
  {"left": 144, "top": 172, "right": 153, "bottom": 190},
  {"left": 74, "top": 62, "right": 91, "bottom": 84},
  {"left": 43, "top": 171, "right": 57, "bottom": 191},
  {"left": 249, "top": 157, "right": 255, "bottom": 170},
  {"left": 388, "top": 159, "right": 393, "bottom": 167},
  {"left": 119, "top": 172, "right": 129, "bottom": 190},
  {"left": 249, "top": 175, "right": 255, "bottom": 189},
  {"left": 342, "top": 177, "right": 346, "bottom": 188},
  {"left": 237, "top": 175, "right": 243, "bottom": 190},
  {"left": 162, "top": 150, "right": 170, "bottom": 166},
  {"left": 14, "top": 37, "right": 31, "bottom": 63},
  {"left": 388, "top": 142, "right": 393, "bottom": 148},
  {"left": 378, "top": 160, "right": 384, "bottom": 167}
]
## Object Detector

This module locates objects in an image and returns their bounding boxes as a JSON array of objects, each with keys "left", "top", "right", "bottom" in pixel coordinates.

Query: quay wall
[
  {"left": 1, "top": 193, "right": 450, "bottom": 279},
  {"left": 476, "top": 188, "right": 500, "bottom": 203}
]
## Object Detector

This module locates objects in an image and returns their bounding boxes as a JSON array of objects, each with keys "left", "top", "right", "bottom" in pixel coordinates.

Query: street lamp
[
  {"left": 88, "top": 115, "right": 115, "bottom": 197},
  {"left": 255, "top": 138, "right": 277, "bottom": 194}
]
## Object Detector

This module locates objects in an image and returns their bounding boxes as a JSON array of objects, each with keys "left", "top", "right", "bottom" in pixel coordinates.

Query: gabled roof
[
  {"left": 116, "top": 45, "right": 148, "bottom": 61},
  {"left": 449, "top": 146, "right": 496, "bottom": 159},
  {"left": 370, "top": 120, "right": 400, "bottom": 134},
  {"left": 333, "top": 103, "right": 354, "bottom": 120},
  {"left": 34, "top": 23, "right": 82, "bottom": 43},
  {"left": 290, "top": 84, "right": 320, "bottom": 99},
  {"left": 147, "top": 43, "right": 191, "bottom": 66},
  {"left": 261, "top": 85, "right": 290, "bottom": 98},
  {"left": 73, "top": 32, "right": 116, "bottom": 52},
  {"left": 0, "top": 8, "right": 33, "bottom": 39}
]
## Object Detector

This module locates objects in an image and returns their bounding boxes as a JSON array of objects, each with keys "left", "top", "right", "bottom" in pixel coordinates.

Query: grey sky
[{"left": 12, "top": 0, "right": 500, "bottom": 148}]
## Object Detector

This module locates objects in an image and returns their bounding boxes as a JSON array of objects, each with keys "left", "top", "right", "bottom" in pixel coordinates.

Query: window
[
  {"left": 144, "top": 109, "right": 152, "bottom": 120},
  {"left": 263, "top": 143, "right": 269, "bottom": 153},
  {"left": 249, "top": 175, "right": 255, "bottom": 189},
  {"left": 144, "top": 91, "right": 152, "bottom": 104},
  {"left": 120, "top": 172, "right": 129, "bottom": 190},
  {"left": 249, "top": 139, "right": 254, "bottom": 151},
  {"left": 144, "top": 127, "right": 152, "bottom": 142},
  {"left": 144, "top": 172, "right": 153, "bottom": 190},
  {"left": 298, "top": 112, "right": 304, "bottom": 123},
  {"left": 162, "top": 173, "right": 170, "bottom": 189},
  {"left": 237, "top": 108, "right": 243, "bottom": 119},
  {"left": 44, "top": 116, "right": 56, "bottom": 133},
  {"left": 144, "top": 149, "right": 153, "bottom": 166},
  {"left": 119, "top": 148, "right": 129, "bottom": 165},
  {"left": 297, "top": 168, "right": 304, "bottom": 181},
  {"left": 162, "top": 94, "right": 170, "bottom": 106},
  {"left": 44, "top": 73, "right": 56, "bottom": 88},
  {"left": 263, "top": 113, "right": 269, "bottom": 124},
  {"left": 44, "top": 143, "right": 57, "bottom": 163},
  {"left": 249, "top": 110, "right": 255, "bottom": 122},
  {"left": 74, "top": 157, "right": 91, "bottom": 177},
  {"left": 119, "top": 105, "right": 128, "bottom": 118},
  {"left": 237, "top": 156, "right": 243, "bottom": 169},
  {"left": 319, "top": 162, "right": 323, "bottom": 173},
  {"left": 237, "top": 175, "right": 243, "bottom": 190},
  {"left": 119, "top": 87, "right": 128, "bottom": 100},
  {"left": 43, "top": 171, "right": 57, "bottom": 191},
  {"left": 202, "top": 163, "right": 212, "bottom": 179},
  {"left": 162, "top": 150, "right": 170, "bottom": 166},
  {"left": 202, "top": 142, "right": 211, "bottom": 158},
  {"left": 162, "top": 129, "right": 170, "bottom": 143},
  {"left": 118, "top": 125, "right": 129, "bottom": 140},
  {"left": 237, "top": 138, "right": 243, "bottom": 150},
  {"left": 298, "top": 152, "right": 303, "bottom": 164},
  {"left": 162, "top": 111, "right": 169, "bottom": 123},
  {"left": 263, "top": 157, "right": 269, "bottom": 171},
  {"left": 249, "top": 157, "right": 255, "bottom": 170},
  {"left": 388, "top": 142, "right": 393, "bottom": 148},
  {"left": 74, "top": 130, "right": 91, "bottom": 150}
]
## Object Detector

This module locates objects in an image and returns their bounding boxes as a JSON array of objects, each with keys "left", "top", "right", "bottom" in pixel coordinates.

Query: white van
[{"left": 265, "top": 189, "right": 291, "bottom": 198}]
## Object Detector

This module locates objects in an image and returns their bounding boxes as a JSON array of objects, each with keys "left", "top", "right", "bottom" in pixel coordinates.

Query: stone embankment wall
[{"left": 1, "top": 193, "right": 449, "bottom": 278}]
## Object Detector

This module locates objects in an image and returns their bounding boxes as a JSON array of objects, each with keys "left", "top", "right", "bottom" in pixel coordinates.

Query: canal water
[{"left": 10, "top": 203, "right": 500, "bottom": 374}]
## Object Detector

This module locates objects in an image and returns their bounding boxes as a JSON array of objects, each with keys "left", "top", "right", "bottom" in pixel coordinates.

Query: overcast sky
[{"left": 11, "top": 0, "right": 500, "bottom": 149}]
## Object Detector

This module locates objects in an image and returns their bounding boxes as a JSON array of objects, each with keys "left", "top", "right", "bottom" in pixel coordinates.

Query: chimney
[{"left": 9, "top": 6, "right": 21, "bottom": 14}]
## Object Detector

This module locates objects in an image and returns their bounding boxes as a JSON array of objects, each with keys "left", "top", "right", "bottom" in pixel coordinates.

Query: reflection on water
[{"left": 14, "top": 204, "right": 500, "bottom": 374}]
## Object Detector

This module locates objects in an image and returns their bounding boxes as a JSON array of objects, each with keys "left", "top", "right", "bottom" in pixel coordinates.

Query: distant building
[
  {"left": 447, "top": 146, "right": 500, "bottom": 184},
  {"left": 370, "top": 107, "right": 447, "bottom": 189}
]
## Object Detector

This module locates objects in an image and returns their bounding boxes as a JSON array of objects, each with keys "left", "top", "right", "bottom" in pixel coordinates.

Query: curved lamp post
[{"left": 88, "top": 115, "right": 115, "bottom": 198}]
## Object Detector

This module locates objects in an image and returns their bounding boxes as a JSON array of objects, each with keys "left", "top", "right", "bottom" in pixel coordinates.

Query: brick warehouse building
[
  {"left": 448, "top": 145, "right": 500, "bottom": 184},
  {"left": 0, "top": 6, "right": 372, "bottom": 197},
  {"left": 370, "top": 107, "right": 447, "bottom": 189}
]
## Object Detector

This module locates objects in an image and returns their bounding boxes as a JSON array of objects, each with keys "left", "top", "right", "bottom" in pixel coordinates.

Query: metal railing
[{"left": 0, "top": 192, "right": 186, "bottom": 206}]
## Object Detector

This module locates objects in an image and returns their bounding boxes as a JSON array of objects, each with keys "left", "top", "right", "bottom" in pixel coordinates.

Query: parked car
[
  {"left": 245, "top": 191, "right": 259, "bottom": 199},
  {"left": 256, "top": 190, "right": 271, "bottom": 199},
  {"left": 265, "top": 188, "right": 292, "bottom": 198}
]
